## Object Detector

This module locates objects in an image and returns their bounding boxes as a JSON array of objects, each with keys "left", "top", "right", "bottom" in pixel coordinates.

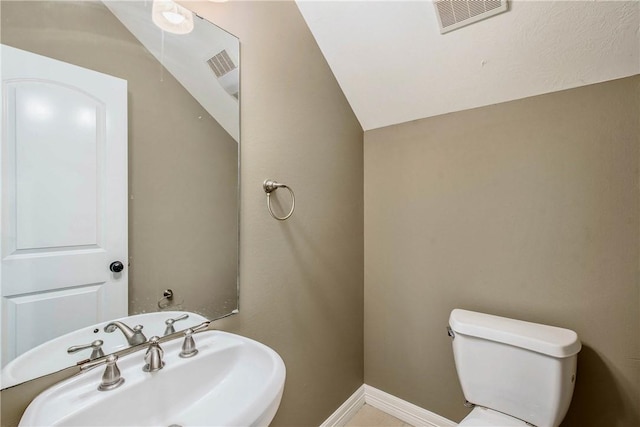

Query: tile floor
[{"left": 344, "top": 404, "right": 414, "bottom": 427}]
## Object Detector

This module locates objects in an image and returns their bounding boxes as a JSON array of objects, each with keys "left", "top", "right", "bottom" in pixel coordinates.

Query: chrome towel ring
[{"left": 263, "top": 179, "right": 295, "bottom": 221}]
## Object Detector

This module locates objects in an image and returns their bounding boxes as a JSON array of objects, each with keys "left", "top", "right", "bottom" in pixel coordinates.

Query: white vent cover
[{"left": 434, "top": 0, "right": 508, "bottom": 34}]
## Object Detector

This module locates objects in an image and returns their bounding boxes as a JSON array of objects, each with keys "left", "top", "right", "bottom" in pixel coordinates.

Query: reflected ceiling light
[{"left": 152, "top": 0, "right": 194, "bottom": 35}]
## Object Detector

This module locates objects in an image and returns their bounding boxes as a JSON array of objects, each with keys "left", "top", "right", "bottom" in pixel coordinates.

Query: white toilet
[{"left": 448, "top": 309, "right": 581, "bottom": 427}]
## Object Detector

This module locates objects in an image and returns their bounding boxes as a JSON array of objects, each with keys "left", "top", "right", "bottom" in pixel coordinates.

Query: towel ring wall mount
[{"left": 263, "top": 179, "right": 295, "bottom": 221}]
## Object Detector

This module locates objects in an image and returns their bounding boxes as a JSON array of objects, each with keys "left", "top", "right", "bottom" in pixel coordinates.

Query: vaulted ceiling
[{"left": 296, "top": 1, "right": 640, "bottom": 131}]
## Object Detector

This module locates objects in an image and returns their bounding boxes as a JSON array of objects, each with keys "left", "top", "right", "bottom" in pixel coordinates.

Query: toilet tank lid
[{"left": 449, "top": 309, "right": 581, "bottom": 358}]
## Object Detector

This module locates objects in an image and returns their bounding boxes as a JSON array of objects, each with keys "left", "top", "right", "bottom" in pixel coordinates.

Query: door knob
[{"left": 109, "top": 261, "right": 124, "bottom": 273}]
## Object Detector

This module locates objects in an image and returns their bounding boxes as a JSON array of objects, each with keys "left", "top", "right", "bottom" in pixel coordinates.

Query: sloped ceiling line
[{"left": 296, "top": 0, "right": 640, "bottom": 131}]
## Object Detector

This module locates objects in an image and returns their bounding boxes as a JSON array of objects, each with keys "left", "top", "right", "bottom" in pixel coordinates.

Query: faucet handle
[
  {"left": 132, "top": 325, "right": 147, "bottom": 346},
  {"left": 67, "top": 340, "right": 105, "bottom": 360},
  {"left": 163, "top": 313, "right": 189, "bottom": 336},
  {"left": 143, "top": 336, "right": 165, "bottom": 372},
  {"left": 179, "top": 329, "right": 199, "bottom": 358},
  {"left": 129, "top": 324, "right": 147, "bottom": 345},
  {"left": 98, "top": 354, "right": 125, "bottom": 391}
]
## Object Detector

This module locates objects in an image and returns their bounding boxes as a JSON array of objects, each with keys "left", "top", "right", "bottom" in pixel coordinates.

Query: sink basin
[
  {"left": 2, "top": 311, "right": 208, "bottom": 388},
  {"left": 19, "top": 331, "right": 286, "bottom": 426}
]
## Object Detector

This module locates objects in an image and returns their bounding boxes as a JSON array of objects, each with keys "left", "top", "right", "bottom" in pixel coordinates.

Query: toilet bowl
[{"left": 449, "top": 309, "right": 581, "bottom": 427}]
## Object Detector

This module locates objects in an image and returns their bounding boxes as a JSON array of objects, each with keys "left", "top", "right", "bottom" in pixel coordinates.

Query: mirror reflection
[{"left": 0, "top": 0, "right": 239, "bottom": 388}]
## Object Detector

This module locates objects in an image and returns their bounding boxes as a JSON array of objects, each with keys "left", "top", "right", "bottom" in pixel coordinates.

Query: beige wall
[
  {"left": 1, "top": 1, "right": 364, "bottom": 426},
  {"left": 187, "top": 2, "right": 364, "bottom": 425},
  {"left": 364, "top": 76, "right": 640, "bottom": 426}
]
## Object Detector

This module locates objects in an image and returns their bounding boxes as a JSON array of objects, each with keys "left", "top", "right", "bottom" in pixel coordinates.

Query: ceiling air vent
[{"left": 434, "top": 0, "right": 508, "bottom": 34}]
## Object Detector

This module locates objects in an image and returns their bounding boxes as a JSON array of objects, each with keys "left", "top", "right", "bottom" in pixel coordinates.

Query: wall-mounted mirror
[{"left": 0, "top": 0, "right": 239, "bottom": 388}]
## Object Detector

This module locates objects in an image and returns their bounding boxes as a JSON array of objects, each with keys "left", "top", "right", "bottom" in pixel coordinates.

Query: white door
[{"left": 0, "top": 45, "right": 128, "bottom": 368}]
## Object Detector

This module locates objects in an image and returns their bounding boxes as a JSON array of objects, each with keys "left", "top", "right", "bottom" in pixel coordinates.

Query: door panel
[
  {"left": 1, "top": 45, "right": 128, "bottom": 366},
  {"left": 14, "top": 82, "right": 102, "bottom": 249},
  {"left": 4, "top": 284, "right": 104, "bottom": 358}
]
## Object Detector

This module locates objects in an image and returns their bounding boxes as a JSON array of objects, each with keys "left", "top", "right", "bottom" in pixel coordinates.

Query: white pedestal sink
[{"left": 19, "top": 331, "right": 286, "bottom": 426}]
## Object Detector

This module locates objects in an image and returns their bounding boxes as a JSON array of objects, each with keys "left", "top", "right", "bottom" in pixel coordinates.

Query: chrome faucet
[
  {"left": 143, "top": 336, "right": 164, "bottom": 372},
  {"left": 104, "top": 321, "right": 147, "bottom": 346}
]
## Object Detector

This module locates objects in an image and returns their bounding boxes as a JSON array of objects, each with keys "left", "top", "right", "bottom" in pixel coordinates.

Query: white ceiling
[{"left": 296, "top": 0, "right": 640, "bottom": 131}]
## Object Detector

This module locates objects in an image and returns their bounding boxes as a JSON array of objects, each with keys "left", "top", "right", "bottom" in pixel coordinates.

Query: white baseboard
[
  {"left": 321, "top": 384, "right": 457, "bottom": 427},
  {"left": 364, "top": 385, "right": 457, "bottom": 427},
  {"left": 319, "top": 385, "right": 366, "bottom": 427}
]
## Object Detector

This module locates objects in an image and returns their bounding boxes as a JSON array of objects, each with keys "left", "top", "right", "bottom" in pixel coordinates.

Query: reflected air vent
[
  {"left": 207, "top": 50, "right": 239, "bottom": 100},
  {"left": 207, "top": 50, "right": 237, "bottom": 78},
  {"left": 434, "top": 0, "right": 508, "bottom": 34}
]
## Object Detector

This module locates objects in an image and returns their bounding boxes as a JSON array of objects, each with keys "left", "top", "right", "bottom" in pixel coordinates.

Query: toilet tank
[{"left": 449, "top": 309, "right": 581, "bottom": 427}]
